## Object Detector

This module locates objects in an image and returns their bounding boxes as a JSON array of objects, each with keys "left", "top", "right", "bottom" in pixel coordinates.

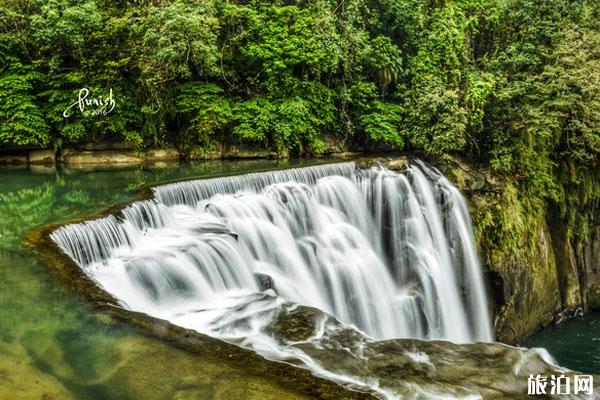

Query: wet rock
[
  {"left": 224, "top": 145, "right": 278, "bottom": 159},
  {"left": 547, "top": 206, "right": 584, "bottom": 310},
  {"left": 190, "top": 143, "right": 287, "bottom": 160},
  {"left": 261, "top": 305, "right": 599, "bottom": 399},
  {"left": 61, "top": 150, "right": 143, "bottom": 166},
  {"left": 29, "top": 150, "right": 56, "bottom": 165},
  {"left": 321, "top": 134, "right": 348, "bottom": 155},
  {"left": 554, "top": 307, "right": 584, "bottom": 324},
  {"left": 0, "top": 154, "right": 28, "bottom": 165},
  {"left": 589, "top": 278, "right": 600, "bottom": 309},
  {"left": 355, "top": 156, "right": 409, "bottom": 172},
  {"left": 254, "top": 273, "right": 276, "bottom": 293},
  {"left": 329, "top": 151, "right": 362, "bottom": 159},
  {"left": 481, "top": 214, "right": 561, "bottom": 343},
  {"left": 355, "top": 157, "right": 385, "bottom": 170},
  {"left": 437, "top": 157, "right": 487, "bottom": 192},
  {"left": 81, "top": 141, "right": 138, "bottom": 151},
  {"left": 144, "top": 148, "right": 180, "bottom": 162},
  {"left": 583, "top": 226, "right": 600, "bottom": 310},
  {"left": 385, "top": 158, "right": 409, "bottom": 172},
  {"left": 193, "top": 221, "right": 238, "bottom": 239},
  {"left": 265, "top": 307, "right": 322, "bottom": 343}
]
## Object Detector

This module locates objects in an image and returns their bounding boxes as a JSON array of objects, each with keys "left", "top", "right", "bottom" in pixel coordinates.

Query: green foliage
[
  {"left": 0, "top": 0, "right": 598, "bottom": 241},
  {"left": 133, "top": 1, "right": 220, "bottom": 98},
  {"left": 242, "top": 4, "right": 340, "bottom": 80},
  {"left": 0, "top": 72, "right": 50, "bottom": 146},
  {"left": 473, "top": 182, "right": 547, "bottom": 265},
  {"left": 30, "top": 0, "right": 102, "bottom": 65},
  {"left": 359, "top": 101, "right": 404, "bottom": 148},
  {"left": 272, "top": 96, "right": 328, "bottom": 155},
  {"left": 176, "top": 83, "right": 232, "bottom": 147},
  {"left": 233, "top": 98, "right": 275, "bottom": 142}
]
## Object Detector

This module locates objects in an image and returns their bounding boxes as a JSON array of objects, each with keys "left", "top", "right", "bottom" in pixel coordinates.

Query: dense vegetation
[{"left": 1, "top": 0, "right": 599, "bottom": 237}]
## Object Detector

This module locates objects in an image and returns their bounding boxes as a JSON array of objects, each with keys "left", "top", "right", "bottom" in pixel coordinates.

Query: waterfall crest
[{"left": 51, "top": 161, "right": 492, "bottom": 347}]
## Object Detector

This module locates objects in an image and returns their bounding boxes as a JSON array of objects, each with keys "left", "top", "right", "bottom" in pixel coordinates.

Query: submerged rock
[
  {"left": 0, "top": 340, "right": 75, "bottom": 400},
  {"left": 254, "top": 273, "right": 277, "bottom": 293}
]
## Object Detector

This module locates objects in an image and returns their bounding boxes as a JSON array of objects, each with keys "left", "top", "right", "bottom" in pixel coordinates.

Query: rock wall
[
  {"left": 579, "top": 226, "right": 600, "bottom": 309},
  {"left": 439, "top": 158, "right": 600, "bottom": 344},
  {"left": 0, "top": 144, "right": 180, "bottom": 168},
  {"left": 0, "top": 139, "right": 355, "bottom": 168},
  {"left": 486, "top": 220, "right": 561, "bottom": 344}
]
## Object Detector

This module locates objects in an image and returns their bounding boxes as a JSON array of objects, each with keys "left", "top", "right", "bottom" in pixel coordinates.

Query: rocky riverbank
[
  {"left": 0, "top": 140, "right": 358, "bottom": 169},
  {"left": 436, "top": 158, "right": 600, "bottom": 344},
  {"left": 0, "top": 144, "right": 180, "bottom": 169}
]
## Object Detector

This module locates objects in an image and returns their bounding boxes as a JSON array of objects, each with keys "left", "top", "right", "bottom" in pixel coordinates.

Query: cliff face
[
  {"left": 578, "top": 226, "right": 600, "bottom": 310},
  {"left": 438, "top": 158, "right": 600, "bottom": 344}
]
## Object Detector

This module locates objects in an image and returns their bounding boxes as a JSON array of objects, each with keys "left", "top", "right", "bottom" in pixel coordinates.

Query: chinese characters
[{"left": 528, "top": 374, "right": 594, "bottom": 396}]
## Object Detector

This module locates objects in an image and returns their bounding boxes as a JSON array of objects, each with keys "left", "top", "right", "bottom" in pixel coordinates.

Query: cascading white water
[{"left": 50, "top": 161, "right": 493, "bottom": 389}]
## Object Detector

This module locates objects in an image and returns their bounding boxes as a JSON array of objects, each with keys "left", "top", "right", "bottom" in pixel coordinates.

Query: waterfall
[{"left": 51, "top": 161, "right": 493, "bottom": 349}]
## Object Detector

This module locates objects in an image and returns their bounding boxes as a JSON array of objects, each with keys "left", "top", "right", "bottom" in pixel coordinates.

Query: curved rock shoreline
[{"left": 26, "top": 223, "right": 375, "bottom": 400}]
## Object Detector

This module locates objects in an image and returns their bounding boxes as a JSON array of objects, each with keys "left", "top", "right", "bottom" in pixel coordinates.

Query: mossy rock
[{"left": 355, "top": 156, "right": 409, "bottom": 172}]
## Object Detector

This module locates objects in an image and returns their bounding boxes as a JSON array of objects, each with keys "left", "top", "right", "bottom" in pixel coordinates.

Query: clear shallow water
[
  {"left": 526, "top": 314, "right": 600, "bottom": 375},
  {"left": 0, "top": 160, "right": 331, "bottom": 400}
]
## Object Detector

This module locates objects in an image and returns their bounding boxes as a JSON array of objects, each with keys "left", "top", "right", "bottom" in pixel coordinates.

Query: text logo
[
  {"left": 528, "top": 374, "right": 594, "bottom": 396},
  {"left": 63, "top": 88, "right": 115, "bottom": 118}
]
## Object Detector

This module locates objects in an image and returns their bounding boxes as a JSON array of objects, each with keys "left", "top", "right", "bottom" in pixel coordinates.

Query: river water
[{"left": 526, "top": 314, "right": 600, "bottom": 374}]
